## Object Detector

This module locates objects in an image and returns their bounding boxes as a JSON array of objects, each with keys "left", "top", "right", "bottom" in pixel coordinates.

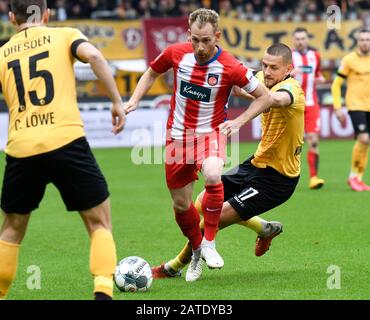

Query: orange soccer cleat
[
  {"left": 151, "top": 263, "right": 182, "bottom": 279},
  {"left": 255, "top": 222, "right": 283, "bottom": 257},
  {"left": 357, "top": 180, "right": 370, "bottom": 191},
  {"left": 309, "top": 176, "right": 325, "bottom": 189},
  {"left": 347, "top": 177, "right": 370, "bottom": 191}
]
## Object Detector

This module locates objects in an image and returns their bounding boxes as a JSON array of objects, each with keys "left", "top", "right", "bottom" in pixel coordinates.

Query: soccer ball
[{"left": 114, "top": 256, "right": 153, "bottom": 292}]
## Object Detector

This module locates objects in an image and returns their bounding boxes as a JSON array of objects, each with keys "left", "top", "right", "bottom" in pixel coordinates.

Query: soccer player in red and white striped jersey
[
  {"left": 124, "top": 8, "right": 272, "bottom": 281},
  {"left": 291, "top": 27, "right": 326, "bottom": 189}
]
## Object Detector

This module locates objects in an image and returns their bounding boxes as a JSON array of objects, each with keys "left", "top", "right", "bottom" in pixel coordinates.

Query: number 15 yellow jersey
[{"left": 0, "top": 26, "right": 87, "bottom": 158}]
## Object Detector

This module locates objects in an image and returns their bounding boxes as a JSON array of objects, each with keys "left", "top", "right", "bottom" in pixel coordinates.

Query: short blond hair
[{"left": 189, "top": 8, "right": 219, "bottom": 32}]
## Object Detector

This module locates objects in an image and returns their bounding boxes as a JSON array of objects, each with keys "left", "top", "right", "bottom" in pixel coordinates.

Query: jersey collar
[
  {"left": 356, "top": 49, "right": 370, "bottom": 57},
  {"left": 196, "top": 46, "right": 222, "bottom": 66}
]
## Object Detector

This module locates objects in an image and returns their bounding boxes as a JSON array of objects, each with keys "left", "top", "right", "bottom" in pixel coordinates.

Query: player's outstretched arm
[
  {"left": 269, "top": 91, "right": 294, "bottom": 107},
  {"left": 76, "top": 42, "right": 126, "bottom": 134},
  {"left": 123, "top": 68, "right": 161, "bottom": 114},
  {"left": 219, "top": 84, "right": 272, "bottom": 137},
  {"left": 331, "top": 76, "right": 346, "bottom": 125},
  {"left": 231, "top": 85, "right": 256, "bottom": 100}
]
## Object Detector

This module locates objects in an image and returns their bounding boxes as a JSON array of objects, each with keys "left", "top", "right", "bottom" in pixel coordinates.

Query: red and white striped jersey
[
  {"left": 150, "top": 42, "right": 259, "bottom": 140},
  {"left": 292, "top": 48, "right": 321, "bottom": 107}
]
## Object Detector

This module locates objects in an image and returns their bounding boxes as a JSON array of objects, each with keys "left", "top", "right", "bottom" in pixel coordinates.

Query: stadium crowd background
[{"left": 0, "top": 0, "right": 369, "bottom": 21}]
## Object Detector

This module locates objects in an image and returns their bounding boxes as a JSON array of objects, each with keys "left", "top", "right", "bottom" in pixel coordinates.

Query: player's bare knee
[
  {"left": 202, "top": 158, "right": 223, "bottom": 185},
  {"left": 1, "top": 214, "right": 29, "bottom": 232},
  {"left": 204, "top": 172, "right": 222, "bottom": 185},
  {"left": 0, "top": 217, "right": 28, "bottom": 244},
  {"left": 202, "top": 168, "right": 223, "bottom": 184},
  {"left": 357, "top": 134, "right": 370, "bottom": 145},
  {"left": 80, "top": 201, "right": 112, "bottom": 234},
  {"left": 84, "top": 219, "right": 112, "bottom": 235},
  {"left": 173, "top": 198, "right": 192, "bottom": 213}
]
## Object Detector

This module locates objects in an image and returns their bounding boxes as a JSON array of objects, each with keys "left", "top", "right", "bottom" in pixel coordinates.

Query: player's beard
[
  {"left": 264, "top": 78, "right": 275, "bottom": 89},
  {"left": 359, "top": 47, "right": 370, "bottom": 55}
]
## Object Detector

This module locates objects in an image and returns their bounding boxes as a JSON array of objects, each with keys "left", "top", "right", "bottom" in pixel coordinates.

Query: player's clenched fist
[{"left": 111, "top": 102, "right": 126, "bottom": 135}]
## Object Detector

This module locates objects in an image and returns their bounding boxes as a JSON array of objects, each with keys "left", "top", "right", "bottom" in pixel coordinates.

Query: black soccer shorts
[
  {"left": 1, "top": 137, "right": 110, "bottom": 214},
  {"left": 222, "top": 157, "right": 299, "bottom": 221},
  {"left": 348, "top": 111, "right": 370, "bottom": 137}
]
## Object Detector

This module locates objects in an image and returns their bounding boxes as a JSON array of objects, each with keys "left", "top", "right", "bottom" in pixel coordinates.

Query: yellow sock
[
  {"left": 0, "top": 240, "right": 20, "bottom": 299},
  {"left": 238, "top": 216, "right": 266, "bottom": 234},
  {"left": 351, "top": 141, "right": 369, "bottom": 180},
  {"left": 194, "top": 198, "right": 203, "bottom": 217},
  {"left": 90, "top": 229, "right": 117, "bottom": 298},
  {"left": 167, "top": 242, "right": 192, "bottom": 271}
]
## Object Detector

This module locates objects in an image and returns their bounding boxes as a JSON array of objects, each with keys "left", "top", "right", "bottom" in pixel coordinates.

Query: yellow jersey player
[
  {"left": 0, "top": 0, "right": 125, "bottom": 300},
  {"left": 152, "top": 43, "right": 305, "bottom": 281},
  {"left": 331, "top": 29, "right": 370, "bottom": 192}
]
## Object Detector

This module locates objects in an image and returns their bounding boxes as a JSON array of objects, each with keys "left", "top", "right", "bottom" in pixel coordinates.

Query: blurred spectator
[
  {"left": 150, "top": 0, "right": 183, "bottom": 17},
  {"left": 251, "top": 0, "right": 264, "bottom": 15},
  {"left": 178, "top": 0, "right": 191, "bottom": 16},
  {"left": 0, "top": 0, "right": 9, "bottom": 21},
  {"left": 68, "top": 2, "right": 83, "bottom": 19},
  {"left": 135, "top": 0, "right": 156, "bottom": 18},
  {"left": 116, "top": 0, "right": 138, "bottom": 20},
  {"left": 219, "top": 0, "right": 237, "bottom": 18},
  {"left": 55, "top": 0, "right": 68, "bottom": 21}
]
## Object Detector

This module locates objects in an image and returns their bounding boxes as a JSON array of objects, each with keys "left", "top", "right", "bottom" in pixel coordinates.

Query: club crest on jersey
[{"left": 207, "top": 74, "right": 219, "bottom": 86}]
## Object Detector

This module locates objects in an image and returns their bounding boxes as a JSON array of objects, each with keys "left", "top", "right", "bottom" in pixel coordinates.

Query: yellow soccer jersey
[
  {"left": 337, "top": 51, "right": 370, "bottom": 111},
  {"left": 252, "top": 72, "right": 305, "bottom": 177},
  {"left": 0, "top": 26, "right": 87, "bottom": 158}
]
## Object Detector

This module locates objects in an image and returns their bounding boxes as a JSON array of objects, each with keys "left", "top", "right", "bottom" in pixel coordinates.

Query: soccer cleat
[
  {"left": 357, "top": 180, "right": 370, "bottom": 191},
  {"left": 255, "top": 221, "right": 283, "bottom": 257},
  {"left": 309, "top": 176, "right": 325, "bottom": 189},
  {"left": 151, "top": 263, "right": 182, "bottom": 279},
  {"left": 94, "top": 292, "right": 112, "bottom": 300},
  {"left": 185, "top": 249, "right": 204, "bottom": 282},
  {"left": 200, "top": 238, "right": 224, "bottom": 269},
  {"left": 347, "top": 176, "right": 367, "bottom": 192}
]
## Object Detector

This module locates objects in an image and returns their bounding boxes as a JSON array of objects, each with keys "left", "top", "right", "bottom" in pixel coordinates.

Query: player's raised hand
[
  {"left": 111, "top": 101, "right": 126, "bottom": 135},
  {"left": 123, "top": 101, "right": 138, "bottom": 114},
  {"left": 334, "top": 109, "right": 346, "bottom": 126},
  {"left": 219, "top": 120, "right": 241, "bottom": 137}
]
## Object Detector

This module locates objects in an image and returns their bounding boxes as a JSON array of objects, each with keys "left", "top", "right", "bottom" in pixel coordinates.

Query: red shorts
[
  {"left": 304, "top": 105, "right": 320, "bottom": 134},
  {"left": 165, "top": 131, "right": 227, "bottom": 189}
]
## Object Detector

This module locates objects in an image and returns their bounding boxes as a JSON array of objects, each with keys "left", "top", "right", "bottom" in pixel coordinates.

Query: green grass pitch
[{"left": 2, "top": 140, "right": 370, "bottom": 300}]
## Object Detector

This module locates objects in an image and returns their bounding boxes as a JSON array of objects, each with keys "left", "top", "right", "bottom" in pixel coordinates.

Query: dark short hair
[
  {"left": 293, "top": 27, "right": 309, "bottom": 35},
  {"left": 10, "top": 0, "right": 47, "bottom": 24},
  {"left": 266, "top": 43, "right": 293, "bottom": 64},
  {"left": 358, "top": 28, "right": 370, "bottom": 34}
]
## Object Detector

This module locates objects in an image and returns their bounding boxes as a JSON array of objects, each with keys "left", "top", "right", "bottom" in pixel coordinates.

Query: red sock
[
  {"left": 175, "top": 204, "right": 203, "bottom": 250},
  {"left": 202, "top": 183, "right": 224, "bottom": 241},
  {"left": 307, "top": 150, "right": 319, "bottom": 178}
]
